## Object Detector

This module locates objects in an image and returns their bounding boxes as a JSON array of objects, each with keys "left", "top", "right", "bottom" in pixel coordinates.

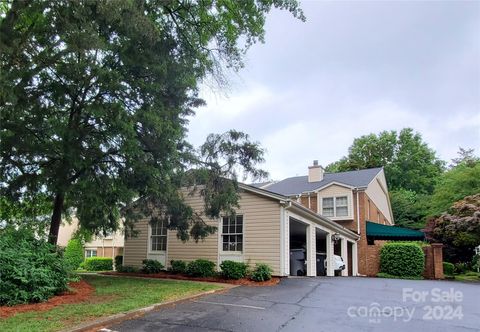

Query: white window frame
[
  {"left": 149, "top": 219, "right": 167, "bottom": 252},
  {"left": 321, "top": 197, "right": 335, "bottom": 217},
  {"left": 321, "top": 195, "right": 351, "bottom": 219},
  {"left": 335, "top": 196, "right": 349, "bottom": 217},
  {"left": 85, "top": 249, "right": 97, "bottom": 258},
  {"left": 220, "top": 215, "right": 244, "bottom": 254}
]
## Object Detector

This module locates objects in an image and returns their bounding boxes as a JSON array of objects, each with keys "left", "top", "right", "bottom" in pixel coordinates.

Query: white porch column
[
  {"left": 352, "top": 241, "right": 358, "bottom": 276},
  {"left": 284, "top": 215, "right": 290, "bottom": 276},
  {"left": 341, "top": 237, "right": 348, "bottom": 276},
  {"left": 326, "top": 233, "right": 334, "bottom": 276},
  {"left": 306, "top": 225, "right": 316, "bottom": 276}
]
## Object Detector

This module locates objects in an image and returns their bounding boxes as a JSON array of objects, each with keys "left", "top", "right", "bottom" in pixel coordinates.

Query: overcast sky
[{"left": 187, "top": 1, "right": 480, "bottom": 180}]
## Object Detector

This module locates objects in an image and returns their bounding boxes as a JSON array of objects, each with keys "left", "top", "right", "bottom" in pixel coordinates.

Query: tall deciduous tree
[
  {"left": 326, "top": 128, "right": 444, "bottom": 194},
  {"left": 0, "top": 0, "right": 304, "bottom": 244},
  {"left": 428, "top": 160, "right": 480, "bottom": 216},
  {"left": 326, "top": 128, "right": 445, "bottom": 228}
]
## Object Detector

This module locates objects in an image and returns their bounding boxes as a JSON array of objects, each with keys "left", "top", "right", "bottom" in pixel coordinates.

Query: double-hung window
[
  {"left": 322, "top": 198, "right": 334, "bottom": 217},
  {"left": 222, "top": 215, "right": 243, "bottom": 252},
  {"left": 150, "top": 219, "right": 167, "bottom": 251},
  {"left": 335, "top": 196, "right": 348, "bottom": 217},
  {"left": 85, "top": 249, "right": 97, "bottom": 258},
  {"left": 322, "top": 196, "right": 349, "bottom": 218}
]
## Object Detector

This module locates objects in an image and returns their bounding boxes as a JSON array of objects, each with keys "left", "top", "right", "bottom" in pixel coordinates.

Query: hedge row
[
  {"left": 83, "top": 257, "right": 113, "bottom": 271},
  {"left": 380, "top": 242, "right": 425, "bottom": 277}
]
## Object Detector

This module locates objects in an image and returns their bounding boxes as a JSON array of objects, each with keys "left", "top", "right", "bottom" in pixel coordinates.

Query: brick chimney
[{"left": 308, "top": 160, "right": 324, "bottom": 182}]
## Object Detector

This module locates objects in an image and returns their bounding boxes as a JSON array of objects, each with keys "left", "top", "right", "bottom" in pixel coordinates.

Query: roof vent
[{"left": 308, "top": 160, "right": 324, "bottom": 182}]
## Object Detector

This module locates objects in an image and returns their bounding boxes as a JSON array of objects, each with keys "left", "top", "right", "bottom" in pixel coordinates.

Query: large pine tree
[{"left": 0, "top": 0, "right": 304, "bottom": 243}]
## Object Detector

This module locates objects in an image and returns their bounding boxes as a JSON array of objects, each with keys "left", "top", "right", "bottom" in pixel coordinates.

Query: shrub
[
  {"left": 0, "top": 228, "right": 69, "bottom": 305},
  {"left": 170, "top": 260, "right": 187, "bottom": 274},
  {"left": 142, "top": 259, "right": 164, "bottom": 273},
  {"left": 220, "top": 260, "right": 248, "bottom": 280},
  {"left": 117, "top": 265, "right": 139, "bottom": 273},
  {"left": 380, "top": 242, "right": 425, "bottom": 277},
  {"left": 251, "top": 263, "right": 273, "bottom": 282},
  {"left": 83, "top": 257, "right": 113, "bottom": 271},
  {"left": 472, "top": 254, "right": 480, "bottom": 272},
  {"left": 114, "top": 255, "right": 123, "bottom": 269},
  {"left": 443, "top": 262, "right": 455, "bottom": 276},
  {"left": 454, "top": 262, "right": 469, "bottom": 274},
  {"left": 64, "top": 238, "right": 84, "bottom": 271},
  {"left": 186, "top": 259, "right": 216, "bottom": 277}
]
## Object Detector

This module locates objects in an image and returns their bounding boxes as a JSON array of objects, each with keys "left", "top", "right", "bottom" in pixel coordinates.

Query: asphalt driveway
[{"left": 107, "top": 277, "right": 480, "bottom": 332}]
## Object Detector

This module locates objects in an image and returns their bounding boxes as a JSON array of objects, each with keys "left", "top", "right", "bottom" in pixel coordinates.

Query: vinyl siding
[
  {"left": 123, "top": 218, "right": 148, "bottom": 268},
  {"left": 317, "top": 184, "right": 354, "bottom": 220},
  {"left": 123, "top": 189, "right": 283, "bottom": 274},
  {"left": 365, "top": 172, "right": 393, "bottom": 223}
]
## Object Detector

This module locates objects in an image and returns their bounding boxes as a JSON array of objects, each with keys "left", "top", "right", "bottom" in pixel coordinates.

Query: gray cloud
[{"left": 188, "top": 1, "right": 480, "bottom": 179}]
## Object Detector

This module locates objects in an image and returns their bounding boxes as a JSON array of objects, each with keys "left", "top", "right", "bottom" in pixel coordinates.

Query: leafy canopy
[
  {"left": 0, "top": 0, "right": 304, "bottom": 243},
  {"left": 428, "top": 161, "right": 480, "bottom": 216},
  {"left": 326, "top": 128, "right": 444, "bottom": 194}
]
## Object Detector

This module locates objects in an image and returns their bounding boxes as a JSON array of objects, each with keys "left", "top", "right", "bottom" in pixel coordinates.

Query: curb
[{"left": 65, "top": 283, "right": 236, "bottom": 332}]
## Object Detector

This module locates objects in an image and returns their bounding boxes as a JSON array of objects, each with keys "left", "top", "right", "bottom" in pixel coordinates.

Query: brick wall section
[
  {"left": 432, "top": 243, "right": 444, "bottom": 279},
  {"left": 365, "top": 240, "right": 387, "bottom": 276},
  {"left": 310, "top": 194, "right": 318, "bottom": 212},
  {"left": 365, "top": 242, "right": 444, "bottom": 279},
  {"left": 423, "top": 246, "right": 434, "bottom": 279},
  {"left": 299, "top": 193, "right": 318, "bottom": 212}
]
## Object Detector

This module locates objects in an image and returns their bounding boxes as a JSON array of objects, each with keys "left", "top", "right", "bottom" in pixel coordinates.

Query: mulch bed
[
  {"left": 101, "top": 271, "right": 281, "bottom": 286},
  {"left": 0, "top": 280, "right": 95, "bottom": 319}
]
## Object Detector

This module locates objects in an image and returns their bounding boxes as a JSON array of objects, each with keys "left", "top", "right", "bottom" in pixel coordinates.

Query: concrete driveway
[{"left": 107, "top": 277, "right": 480, "bottom": 332}]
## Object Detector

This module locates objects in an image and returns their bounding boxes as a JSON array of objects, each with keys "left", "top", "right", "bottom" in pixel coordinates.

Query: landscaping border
[{"left": 65, "top": 278, "right": 236, "bottom": 332}]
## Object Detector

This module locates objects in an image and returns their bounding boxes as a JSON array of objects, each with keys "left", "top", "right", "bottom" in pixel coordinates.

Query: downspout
[{"left": 356, "top": 189, "right": 360, "bottom": 234}]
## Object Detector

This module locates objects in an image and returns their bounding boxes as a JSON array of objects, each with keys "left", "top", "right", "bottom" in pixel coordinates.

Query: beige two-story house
[
  {"left": 122, "top": 160, "right": 412, "bottom": 277},
  {"left": 58, "top": 217, "right": 124, "bottom": 260}
]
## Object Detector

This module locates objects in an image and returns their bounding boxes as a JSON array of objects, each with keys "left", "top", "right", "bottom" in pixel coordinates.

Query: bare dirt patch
[
  {"left": 0, "top": 280, "right": 94, "bottom": 318},
  {"left": 102, "top": 271, "right": 281, "bottom": 286}
]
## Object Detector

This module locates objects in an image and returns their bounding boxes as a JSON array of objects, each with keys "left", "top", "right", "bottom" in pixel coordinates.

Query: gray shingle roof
[{"left": 262, "top": 167, "right": 383, "bottom": 196}]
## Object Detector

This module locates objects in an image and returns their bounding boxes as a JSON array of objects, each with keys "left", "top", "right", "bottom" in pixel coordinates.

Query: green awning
[{"left": 366, "top": 221, "right": 425, "bottom": 241}]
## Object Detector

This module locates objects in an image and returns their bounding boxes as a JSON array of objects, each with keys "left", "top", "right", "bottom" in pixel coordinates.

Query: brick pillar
[{"left": 432, "top": 243, "right": 444, "bottom": 279}]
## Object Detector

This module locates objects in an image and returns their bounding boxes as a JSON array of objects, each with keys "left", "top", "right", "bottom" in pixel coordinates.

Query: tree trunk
[{"left": 48, "top": 192, "right": 64, "bottom": 245}]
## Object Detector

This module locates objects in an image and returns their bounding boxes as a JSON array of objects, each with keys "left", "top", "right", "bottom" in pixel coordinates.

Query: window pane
[
  {"left": 336, "top": 196, "right": 348, "bottom": 206},
  {"left": 223, "top": 235, "right": 229, "bottom": 243},
  {"left": 237, "top": 243, "right": 242, "bottom": 251},
  {"left": 229, "top": 223, "right": 236, "bottom": 233},
  {"left": 236, "top": 215, "right": 243, "bottom": 225},
  {"left": 222, "top": 224, "right": 228, "bottom": 234},
  {"left": 236, "top": 224, "right": 242, "bottom": 233},
  {"left": 323, "top": 207, "right": 334, "bottom": 217},
  {"left": 323, "top": 197, "right": 334, "bottom": 208},
  {"left": 223, "top": 243, "right": 229, "bottom": 251},
  {"left": 336, "top": 206, "right": 348, "bottom": 217}
]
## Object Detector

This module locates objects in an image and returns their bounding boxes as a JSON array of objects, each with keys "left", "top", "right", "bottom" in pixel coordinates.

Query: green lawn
[
  {"left": 0, "top": 275, "right": 222, "bottom": 332},
  {"left": 452, "top": 271, "right": 480, "bottom": 282}
]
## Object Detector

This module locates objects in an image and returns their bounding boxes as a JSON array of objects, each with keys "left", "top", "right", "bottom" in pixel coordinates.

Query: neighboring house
[
  {"left": 122, "top": 160, "right": 423, "bottom": 277},
  {"left": 57, "top": 218, "right": 124, "bottom": 259}
]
